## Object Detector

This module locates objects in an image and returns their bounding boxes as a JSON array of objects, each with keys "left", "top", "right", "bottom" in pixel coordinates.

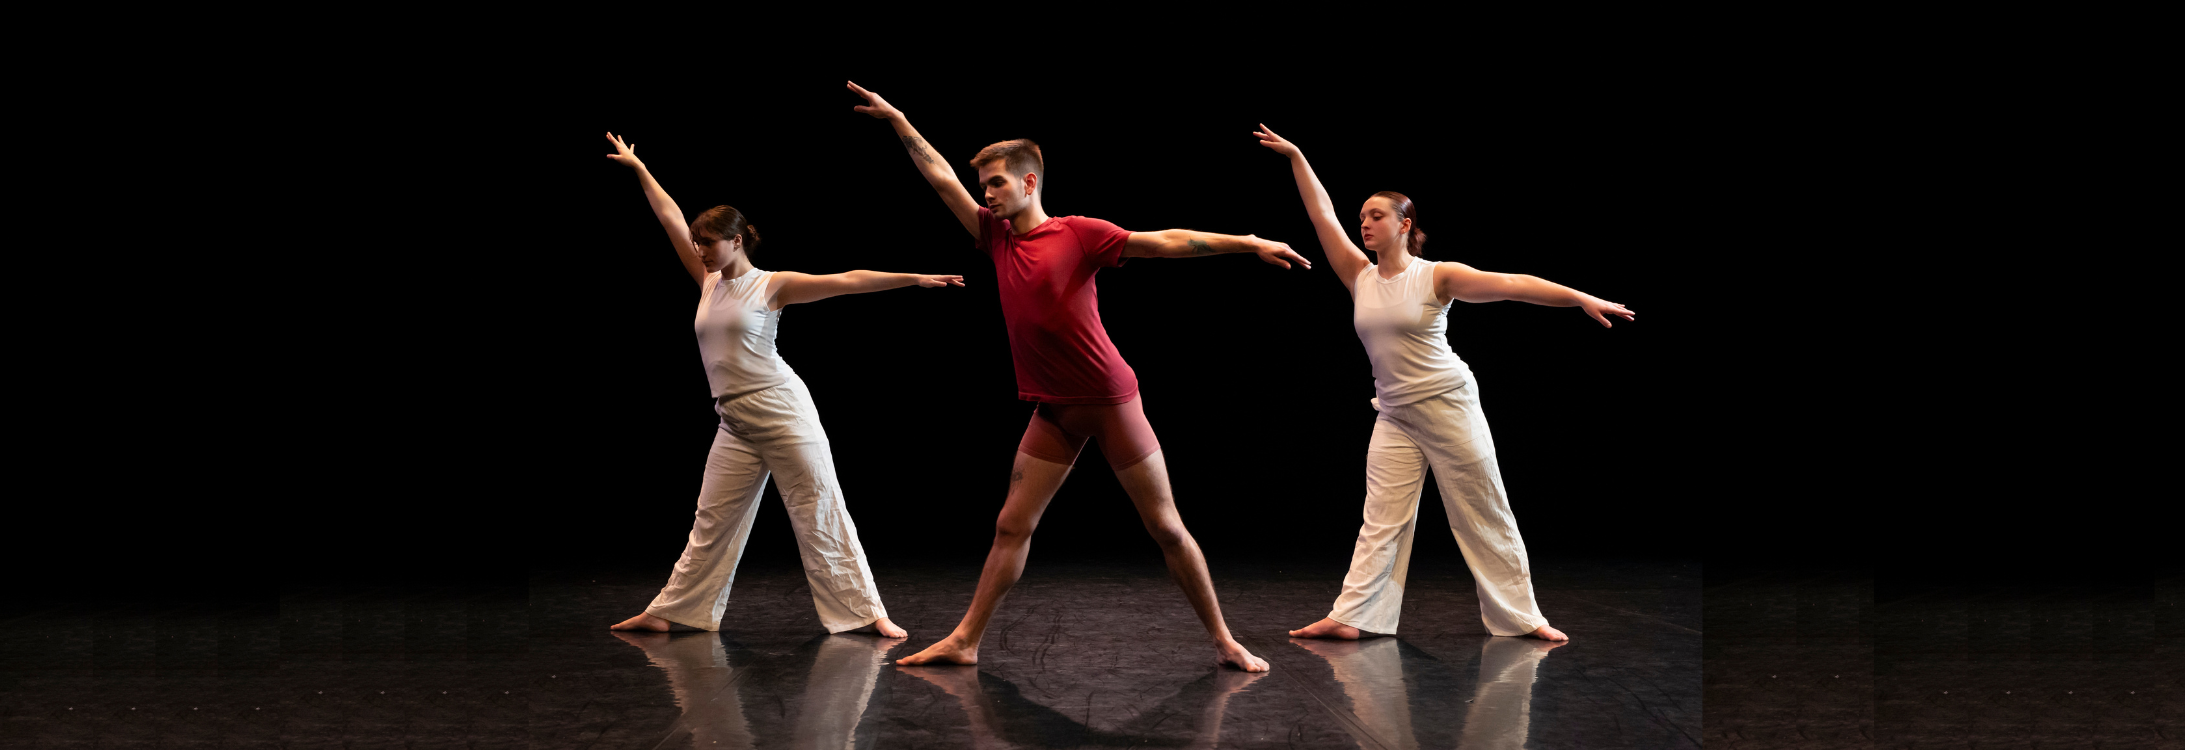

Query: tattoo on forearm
[
  {"left": 1187, "top": 239, "right": 1216, "bottom": 255},
  {"left": 901, "top": 136, "right": 937, "bottom": 165}
]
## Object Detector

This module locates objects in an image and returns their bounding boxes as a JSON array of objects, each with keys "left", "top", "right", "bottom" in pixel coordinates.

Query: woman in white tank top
[
  {"left": 600, "top": 133, "right": 964, "bottom": 638},
  {"left": 1253, "top": 125, "right": 1635, "bottom": 642}
]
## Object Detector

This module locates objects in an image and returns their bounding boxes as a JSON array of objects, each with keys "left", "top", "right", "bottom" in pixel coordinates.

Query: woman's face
[
  {"left": 694, "top": 236, "right": 741, "bottom": 272},
  {"left": 1358, "top": 197, "right": 1410, "bottom": 256}
]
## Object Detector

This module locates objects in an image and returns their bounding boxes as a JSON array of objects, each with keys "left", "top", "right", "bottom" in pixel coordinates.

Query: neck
[
  {"left": 1375, "top": 247, "right": 1414, "bottom": 277},
  {"left": 1003, "top": 201, "right": 1051, "bottom": 235},
  {"left": 719, "top": 255, "right": 755, "bottom": 279}
]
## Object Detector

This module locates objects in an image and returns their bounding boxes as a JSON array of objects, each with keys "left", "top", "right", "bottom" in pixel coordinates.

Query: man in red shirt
[{"left": 850, "top": 81, "right": 1309, "bottom": 672}]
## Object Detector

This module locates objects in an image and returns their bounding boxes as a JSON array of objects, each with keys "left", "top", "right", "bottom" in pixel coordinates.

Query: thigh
[
  {"left": 1018, "top": 404, "right": 1090, "bottom": 467},
  {"left": 998, "top": 450, "right": 1074, "bottom": 533},
  {"left": 1362, "top": 415, "right": 1429, "bottom": 525},
  {"left": 1086, "top": 396, "right": 1162, "bottom": 471},
  {"left": 697, "top": 426, "right": 770, "bottom": 513}
]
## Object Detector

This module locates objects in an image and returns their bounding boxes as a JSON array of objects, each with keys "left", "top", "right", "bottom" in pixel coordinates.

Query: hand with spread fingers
[
  {"left": 847, "top": 81, "right": 904, "bottom": 121},
  {"left": 1249, "top": 236, "right": 1311, "bottom": 270},
  {"left": 1252, "top": 123, "right": 1300, "bottom": 158},
  {"left": 604, "top": 132, "right": 645, "bottom": 170},
  {"left": 917, "top": 275, "right": 966, "bottom": 288}
]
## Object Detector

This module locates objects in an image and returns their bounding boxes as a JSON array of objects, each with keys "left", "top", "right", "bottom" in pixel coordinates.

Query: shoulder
[
  {"left": 1059, "top": 216, "right": 1128, "bottom": 248},
  {"left": 1060, "top": 215, "right": 1122, "bottom": 232},
  {"left": 1431, "top": 261, "right": 1481, "bottom": 281}
]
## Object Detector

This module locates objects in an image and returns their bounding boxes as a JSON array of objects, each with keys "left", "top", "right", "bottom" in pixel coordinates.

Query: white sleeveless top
[
  {"left": 695, "top": 268, "right": 793, "bottom": 399},
  {"left": 1353, "top": 260, "right": 1470, "bottom": 407}
]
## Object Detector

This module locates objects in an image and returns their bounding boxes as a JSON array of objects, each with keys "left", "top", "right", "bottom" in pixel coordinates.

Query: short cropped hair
[{"left": 970, "top": 139, "right": 1044, "bottom": 193}]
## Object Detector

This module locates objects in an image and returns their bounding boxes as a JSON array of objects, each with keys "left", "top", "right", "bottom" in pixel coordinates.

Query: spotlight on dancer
[
  {"left": 848, "top": 81, "right": 1311, "bottom": 672},
  {"left": 600, "top": 132, "right": 964, "bottom": 638},
  {"left": 1253, "top": 124, "right": 1635, "bottom": 643}
]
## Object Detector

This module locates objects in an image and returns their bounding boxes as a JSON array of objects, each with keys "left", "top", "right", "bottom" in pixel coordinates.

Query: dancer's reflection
[
  {"left": 613, "top": 631, "right": 896, "bottom": 748},
  {"left": 1288, "top": 638, "right": 1419, "bottom": 748},
  {"left": 1288, "top": 636, "right": 1565, "bottom": 750},
  {"left": 611, "top": 631, "right": 754, "bottom": 747},
  {"left": 900, "top": 667, "right": 1266, "bottom": 748},
  {"left": 790, "top": 635, "right": 896, "bottom": 744},
  {"left": 1459, "top": 637, "right": 1565, "bottom": 750}
]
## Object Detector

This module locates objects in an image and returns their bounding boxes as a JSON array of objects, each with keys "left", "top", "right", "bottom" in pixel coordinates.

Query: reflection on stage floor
[
  {"left": 534, "top": 558, "right": 1698, "bottom": 749},
  {"left": 0, "top": 557, "right": 1697, "bottom": 746}
]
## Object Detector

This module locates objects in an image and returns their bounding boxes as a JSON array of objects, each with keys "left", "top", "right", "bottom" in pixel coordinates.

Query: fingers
[
  {"left": 847, "top": 80, "right": 869, "bottom": 96},
  {"left": 1588, "top": 309, "right": 1612, "bottom": 328}
]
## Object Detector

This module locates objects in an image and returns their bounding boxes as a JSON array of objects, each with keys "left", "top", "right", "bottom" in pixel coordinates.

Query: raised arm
[
  {"left": 1122, "top": 231, "right": 1312, "bottom": 270},
  {"left": 1254, "top": 124, "right": 1369, "bottom": 289},
  {"left": 848, "top": 81, "right": 982, "bottom": 238},
  {"left": 766, "top": 271, "right": 965, "bottom": 308},
  {"left": 604, "top": 132, "right": 706, "bottom": 286},
  {"left": 1434, "top": 263, "right": 1637, "bottom": 328}
]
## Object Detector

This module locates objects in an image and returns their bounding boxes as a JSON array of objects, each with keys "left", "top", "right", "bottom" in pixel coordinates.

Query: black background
[{"left": 19, "top": 46, "right": 2167, "bottom": 609}]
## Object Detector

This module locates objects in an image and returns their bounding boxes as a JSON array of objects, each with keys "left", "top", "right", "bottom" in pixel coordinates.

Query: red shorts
[{"left": 1017, "top": 395, "right": 1163, "bottom": 470}]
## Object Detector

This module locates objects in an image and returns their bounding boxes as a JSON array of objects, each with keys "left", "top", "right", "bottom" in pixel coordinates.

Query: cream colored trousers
[
  {"left": 645, "top": 374, "right": 887, "bottom": 633},
  {"left": 1328, "top": 379, "right": 1548, "bottom": 637}
]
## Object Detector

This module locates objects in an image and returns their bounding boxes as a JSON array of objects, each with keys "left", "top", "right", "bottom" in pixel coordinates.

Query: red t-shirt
[{"left": 975, "top": 206, "right": 1139, "bottom": 404}]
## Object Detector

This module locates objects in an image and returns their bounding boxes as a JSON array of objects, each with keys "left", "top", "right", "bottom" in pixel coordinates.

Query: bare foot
[
  {"left": 896, "top": 635, "right": 978, "bottom": 666},
  {"left": 1287, "top": 617, "right": 1363, "bottom": 640},
  {"left": 610, "top": 612, "right": 672, "bottom": 632},
  {"left": 845, "top": 617, "right": 909, "bottom": 638},
  {"left": 1216, "top": 640, "right": 1270, "bottom": 672},
  {"left": 1527, "top": 624, "right": 1569, "bottom": 641}
]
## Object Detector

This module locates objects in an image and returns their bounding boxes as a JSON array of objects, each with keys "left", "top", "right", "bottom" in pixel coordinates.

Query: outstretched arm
[
  {"left": 604, "top": 132, "right": 706, "bottom": 286},
  {"left": 1434, "top": 263, "right": 1637, "bottom": 328},
  {"left": 1254, "top": 124, "right": 1369, "bottom": 289},
  {"left": 1122, "top": 231, "right": 1312, "bottom": 270},
  {"left": 848, "top": 81, "right": 982, "bottom": 239},
  {"left": 768, "top": 271, "right": 965, "bottom": 308}
]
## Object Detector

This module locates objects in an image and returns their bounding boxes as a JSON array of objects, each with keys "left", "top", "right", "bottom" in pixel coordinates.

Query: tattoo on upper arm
[
  {"left": 901, "top": 136, "right": 937, "bottom": 165},
  {"left": 1187, "top": 239, "right": 1215, "bottom": 255}
]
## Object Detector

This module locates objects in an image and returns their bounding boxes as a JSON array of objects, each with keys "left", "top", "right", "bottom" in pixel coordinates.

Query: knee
[
  {"left": 1145, "top": 522, "right": 1190, "bottom": 550},
  {"left": 994, "top": 519, "right": 1036, "bottom": 546}
]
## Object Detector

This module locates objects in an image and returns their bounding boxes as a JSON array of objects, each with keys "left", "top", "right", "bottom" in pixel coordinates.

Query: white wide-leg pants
[
  {"left": 645, "top": 375, "right": 888, "bottom": 633},
  {"left": 1327, "top": 379, "right": 1548, "bottom": 637}
]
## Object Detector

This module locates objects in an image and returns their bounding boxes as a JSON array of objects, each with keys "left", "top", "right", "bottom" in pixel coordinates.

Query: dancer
[
  {"left": 1252, "top": 124, "right": 1634, "bottom": 642},
  {"left": 601, "top": 132, "right": 962, "bottom": 638},
  {"left": 847, "top": 81, "right": 1310, "bottom": 672}
]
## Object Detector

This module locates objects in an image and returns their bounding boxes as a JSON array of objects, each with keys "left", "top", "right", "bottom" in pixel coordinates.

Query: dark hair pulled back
[
  {"left": 1370, "top": 191, "right": 1426, "bottom": 257},
  {"left": 689, "top": 205, "right": 761, "bottom": 254}
]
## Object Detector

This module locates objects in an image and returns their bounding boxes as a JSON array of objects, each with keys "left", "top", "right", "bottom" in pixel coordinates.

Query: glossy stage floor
[{"left": 0, "top": 556, "right": 1698, "bottom": 747}]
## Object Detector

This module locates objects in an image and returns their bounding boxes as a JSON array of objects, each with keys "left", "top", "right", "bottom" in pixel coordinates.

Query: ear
[{"left": 1021, "top": 172, "right": 1038, "bottom": 197}]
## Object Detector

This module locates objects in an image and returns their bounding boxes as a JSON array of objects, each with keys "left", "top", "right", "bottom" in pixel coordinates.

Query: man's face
[{"left": 978, "top": 161, "right": 1033, "bottom": 217}]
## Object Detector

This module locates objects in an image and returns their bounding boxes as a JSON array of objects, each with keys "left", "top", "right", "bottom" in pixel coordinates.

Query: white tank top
[
  {"left": 1353, "top": 260, "right": 1470, "bottom": 407},
  {"left": 695, "top": 268, "right": 793, "bottom": 399}
]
